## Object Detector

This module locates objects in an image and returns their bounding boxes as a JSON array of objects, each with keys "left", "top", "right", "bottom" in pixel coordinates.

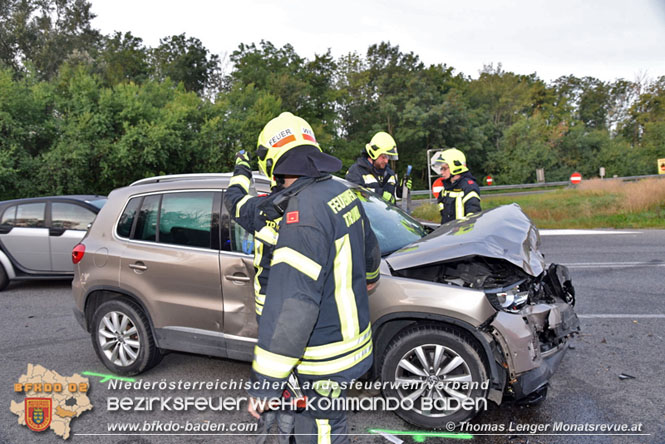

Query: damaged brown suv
[{"left": 71, "top": 173, "right": 579, "bottom": 428}]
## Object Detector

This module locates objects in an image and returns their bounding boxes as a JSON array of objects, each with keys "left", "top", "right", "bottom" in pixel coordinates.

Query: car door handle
[
  {"left": 225, "top": 274, "right": 250, "bottom": 282},
  {"left": 49, "top": 227, "right": 66, "bottom": 236},
  {"left": 129, "top": 262, "right": 148, "bottom": 271}
]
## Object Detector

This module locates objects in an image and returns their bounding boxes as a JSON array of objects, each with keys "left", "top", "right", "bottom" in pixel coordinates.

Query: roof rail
[{"left": 130, "top": 173, "right": 233, "bottom": 187}]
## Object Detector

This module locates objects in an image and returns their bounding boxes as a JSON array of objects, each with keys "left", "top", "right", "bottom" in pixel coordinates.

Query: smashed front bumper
[{"left": 490, "top": 296, "right": 580, "bottom": 400}]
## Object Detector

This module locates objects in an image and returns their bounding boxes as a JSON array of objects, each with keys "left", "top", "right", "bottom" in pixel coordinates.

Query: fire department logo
[
  {"left": 11, "top": 364, "right": 93, "bottom": 439},
  {"left": 25, "top": 398, "right": 52, "bottom": 432}
]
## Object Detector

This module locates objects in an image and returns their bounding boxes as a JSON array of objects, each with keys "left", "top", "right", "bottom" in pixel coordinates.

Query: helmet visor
[
  {"left": 369, "top": 144, "right": 398, "bottom": 161},
  {"left": 431, "top": 161, "right": 448, "bottom": 175},
  {"left": 385, "top": 146, "right": 398, "bottom": 160}
]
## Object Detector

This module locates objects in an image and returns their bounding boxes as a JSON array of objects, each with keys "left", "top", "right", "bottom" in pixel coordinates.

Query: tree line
[{"left": 1, "top": 0, "right": 664, "bottom": 200}]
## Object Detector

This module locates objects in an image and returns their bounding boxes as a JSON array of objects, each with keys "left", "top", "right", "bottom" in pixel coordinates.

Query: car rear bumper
[
  {"left": 71, "top": 270, "right": 87, "bottom": 331},
  {"left": 73, "top": 306, "right": 87, "bottom": 330}
]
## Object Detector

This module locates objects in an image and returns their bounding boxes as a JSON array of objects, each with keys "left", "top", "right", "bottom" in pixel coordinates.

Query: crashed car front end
[
  {"left": 386, "top": 204, "right": 580, "bottom": 404},
  {"left": 488, "top": 262, "right": 579, "bottom": 401}
]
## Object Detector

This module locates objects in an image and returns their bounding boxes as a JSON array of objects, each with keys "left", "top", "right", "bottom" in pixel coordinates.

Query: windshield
[{"left": 353, "top": 189, "right": 428, "bottom": 255}]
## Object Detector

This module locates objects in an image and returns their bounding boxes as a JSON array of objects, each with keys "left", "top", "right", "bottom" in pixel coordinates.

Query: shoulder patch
[
  {"left": 286, "top": 211, "right": 299, "bottom": 224},
  {"left": 467, "top": 180, "right": 475, "bottom": 185}
]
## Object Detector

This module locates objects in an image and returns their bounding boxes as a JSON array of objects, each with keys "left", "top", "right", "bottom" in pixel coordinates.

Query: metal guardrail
[{"left": 411, "top": 173, "right": 665, "bottom": 196}]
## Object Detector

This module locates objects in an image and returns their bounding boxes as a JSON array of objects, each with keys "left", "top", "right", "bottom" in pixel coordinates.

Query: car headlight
[{"left": 485, "top": 281, "right": 529, "bottom": 313}]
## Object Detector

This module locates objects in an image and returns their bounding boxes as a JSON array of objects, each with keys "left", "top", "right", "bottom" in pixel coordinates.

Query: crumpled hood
[{"left": 386, "top": 204, "right": 545, "bottom": 276}]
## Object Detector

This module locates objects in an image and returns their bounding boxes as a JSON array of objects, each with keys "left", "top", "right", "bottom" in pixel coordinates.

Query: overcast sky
[{"left": 89, "top": 0, "right": 665, "bottom": 84}]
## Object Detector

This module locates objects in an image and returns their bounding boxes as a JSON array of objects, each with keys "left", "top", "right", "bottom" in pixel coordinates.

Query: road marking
[
  {"left": 579, "top": 314, "right": 665, "bottom": 319},
  {"left": 563, "top": 262, "right": 665, "bottom": 269},
  {"left": 540, "top": 229, "right": 640, "bottom": 235}
]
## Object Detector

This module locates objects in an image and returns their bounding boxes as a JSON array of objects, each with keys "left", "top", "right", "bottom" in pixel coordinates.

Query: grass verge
[{"left": 411, "top": 178, "right": 665, "bottom": 229}]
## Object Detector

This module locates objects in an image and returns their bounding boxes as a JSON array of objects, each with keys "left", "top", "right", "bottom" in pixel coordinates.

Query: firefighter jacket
[
  {"left": 345, "top": 156, "right": 400, "bottom": 204},
  {"left": 248, "top": 176, "right": 382, "bottom": 399},
  {"left": 437, "top": 171, "right": 481, "bottom": 224},
  {"left": 225, "top": 163, "right": 285, "bottom": 317}
]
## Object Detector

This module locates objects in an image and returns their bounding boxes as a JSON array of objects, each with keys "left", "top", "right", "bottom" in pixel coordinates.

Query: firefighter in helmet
[
  {"left": 245, "top": 112, "right": 381, "bottom": 444},
  {"left": 433, "top": 148, "right": 481, "bottom": 224},
  {"left": 345, "top": 131, "right": 411, "bottom": 204},
  {"left": 430, "top": 150, "right": 446, "bottom": 199}
]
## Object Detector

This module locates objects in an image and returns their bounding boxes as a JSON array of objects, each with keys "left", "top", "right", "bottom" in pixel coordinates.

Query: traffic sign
[
  {"left": 570, "top": 172, "right": 582, "bottom": 184},
  {"left": 658, "top": 158, "right": 665, "bottom": 175},
  {"left": 485, "top": 175, "right": 493, "bottom": 186}
]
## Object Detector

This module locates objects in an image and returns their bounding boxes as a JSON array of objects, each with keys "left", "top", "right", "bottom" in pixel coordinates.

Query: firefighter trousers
[{"left": 293, "top": 381, "right": 349, "bottom": 444}]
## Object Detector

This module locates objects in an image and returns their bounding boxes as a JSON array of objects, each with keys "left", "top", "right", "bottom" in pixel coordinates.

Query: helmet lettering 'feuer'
[
  {"left": 267, "top": 128, "right": 294, "bottom": 147},
  {"left": 257, "top": 112, "right": 321, "bottom": 178}
]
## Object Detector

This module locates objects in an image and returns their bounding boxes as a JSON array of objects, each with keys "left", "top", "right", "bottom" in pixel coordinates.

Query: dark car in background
[{"left": 0, "top": 195, "right": 106, "bottom": 290}]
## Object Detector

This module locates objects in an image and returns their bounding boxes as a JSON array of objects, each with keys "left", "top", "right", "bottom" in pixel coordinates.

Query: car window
[
  {"left": 15, "top": 203, "right": 46, "bottom": 228},
  {"left": 1, "top": 205, "right": 16, "bottom": 225},
  {"left": 117, "top": 197, "right": 141, "bottom": 238},
  {"left": 134, "top": 195, "right": 160, "bottom": 242},
  {"left": 52, "top": 203, "right": 96, "bottom": 230},
  {"left": 159, "top": 192, "right": 214, "bottom": 249},
  {"left": 355, "top": 189, "right": 427, "bottom": 255},
  {"left": 230, "top": 219, "right": 254, "bottom": 254},
  {"left": 86, "top": 198, "right": 107, "bottom": 209}
]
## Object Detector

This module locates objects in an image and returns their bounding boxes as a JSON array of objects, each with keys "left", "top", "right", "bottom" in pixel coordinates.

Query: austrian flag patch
[{"left": 286, "top": 211, "right": 300, "bottom": 224}]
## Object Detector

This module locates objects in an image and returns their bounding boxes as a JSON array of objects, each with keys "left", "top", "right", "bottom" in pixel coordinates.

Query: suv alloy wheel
[
  {"left": 380, "top": 326, "right": 489, "bottom": 428},
  {"left": 91, "top": 299, "right": 163, "bottom": 375}
]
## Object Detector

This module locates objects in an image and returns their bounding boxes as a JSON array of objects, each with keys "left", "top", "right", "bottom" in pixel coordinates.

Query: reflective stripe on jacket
[
  {"left": 437, "top": 172, "right": 481, "bottom": 224},
  {"left": 345, "top": 156, "right": 399, "bottom": 204},
  {"left": 249, "top": 176, "right": 381, "bottom": 398},
  {"left": 225, "top": 164, "right": 284, "bottom": 317}
]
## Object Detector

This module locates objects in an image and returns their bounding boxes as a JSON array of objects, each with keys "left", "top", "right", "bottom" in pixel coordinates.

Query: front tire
[
  {"left": 91, "top": 299, "right": 162, "bottom": 375},
  {"left": 380, "top": 326, "right": 488, "bottom": 428}
]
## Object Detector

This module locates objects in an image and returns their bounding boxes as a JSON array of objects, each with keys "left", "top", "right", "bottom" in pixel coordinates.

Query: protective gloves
[{"left": 235, "top": 150, "right": 251, "bottom": 169}]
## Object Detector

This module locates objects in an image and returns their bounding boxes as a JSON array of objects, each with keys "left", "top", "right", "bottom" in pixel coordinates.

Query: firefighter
[
  {"left": 225, "top": 152, "right": 297, "bottom": 444},
  {"left": 434, "top": 148, "right": 481, "bottom": 224},
  {"left": 345, "top": 131, "right": 411, "bottom": 204},
  {"left": 225, "top": 151, "right": 284, "bottom": 319},
  {"left": 246, "top": 112, "right": 382, "bottom": 444},
  {"left": 430, "top": 150, "right": 446, "bottom": 199}
]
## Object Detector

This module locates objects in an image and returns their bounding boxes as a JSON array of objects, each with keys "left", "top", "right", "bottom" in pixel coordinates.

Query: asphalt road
[{"left": 1, "top": 229, "right": 664, "bottom": 444}]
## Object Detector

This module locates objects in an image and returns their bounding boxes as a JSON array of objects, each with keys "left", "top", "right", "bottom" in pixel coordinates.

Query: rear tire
[
  {"left": 380, "top": 326, "right": 488, "bottom": 428},
  {"left": 91, "top": 299, "right": 162, "bottom": 375},
  {"left": 0, "top": 265, "right": 8, "bottom": 291}
]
